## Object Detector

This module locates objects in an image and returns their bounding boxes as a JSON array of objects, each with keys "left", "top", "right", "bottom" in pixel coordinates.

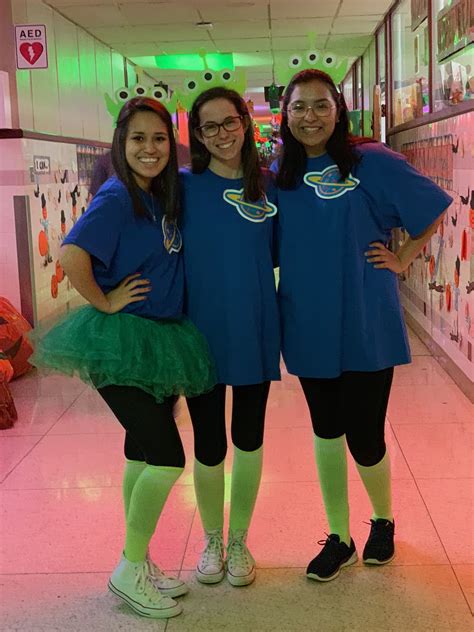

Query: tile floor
[{"left": 0, "top": 329, "right": 473, "bottom": 631}]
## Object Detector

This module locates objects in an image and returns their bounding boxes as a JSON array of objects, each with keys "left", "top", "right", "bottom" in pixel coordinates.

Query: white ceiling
[{"left": 45, "top": 0, "right": 394, "bottom": 111}]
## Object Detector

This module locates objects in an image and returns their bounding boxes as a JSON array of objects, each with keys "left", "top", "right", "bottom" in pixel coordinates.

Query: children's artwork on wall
[
  {"left": 390, "top": 110, "right": 474, "bottom": 380},
  {"left": 22, "top": 139, "right": 93, "bottom": 325}
]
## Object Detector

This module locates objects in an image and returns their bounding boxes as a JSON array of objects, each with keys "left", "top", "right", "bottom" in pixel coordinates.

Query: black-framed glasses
[
  {"left": 196, "top": 116, "right": 244, "bottom": 138},
  {"left": 287, "top": 101, "right": 336, "bottom": 118}
]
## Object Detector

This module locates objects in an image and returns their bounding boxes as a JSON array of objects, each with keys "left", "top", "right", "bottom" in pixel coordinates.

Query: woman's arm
[
  {"left": 60, "top": 244, "right": 150, "bottom": 313},
  {"left": 365, "top": 212, "right": 446, "bottom": 274}
]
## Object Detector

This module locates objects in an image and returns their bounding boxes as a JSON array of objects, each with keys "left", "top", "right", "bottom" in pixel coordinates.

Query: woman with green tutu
[{"left": 30, "top": 97, "right": 215, "bottom": 620}]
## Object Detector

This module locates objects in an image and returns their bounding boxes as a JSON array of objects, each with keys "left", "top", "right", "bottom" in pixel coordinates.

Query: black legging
[
  {"left": 97, "top": 385, "right": 185, "bottom": 468},
  {"left": 186, "top": 382, "right": 271, "bottom": 466},
  {"left": 299, "top": 367, "right": 394, "bottom": 466}
]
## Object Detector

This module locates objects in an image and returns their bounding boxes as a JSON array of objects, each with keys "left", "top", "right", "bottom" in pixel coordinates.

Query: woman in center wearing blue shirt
[{"left": 180, "top": 87, "right": 280, "bottom": 587}]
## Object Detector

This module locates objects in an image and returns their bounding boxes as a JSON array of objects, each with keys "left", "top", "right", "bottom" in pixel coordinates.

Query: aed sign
[
  {"left": 15, "top": 24, "right": 48, "bottom": 70},
  {"left": 33, "top": 156, "right": 50, "bottom": 174}
]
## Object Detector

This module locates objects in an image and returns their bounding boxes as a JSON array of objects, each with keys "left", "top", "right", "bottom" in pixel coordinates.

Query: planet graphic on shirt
[
  {"left": 223, "top": 189, "right": 277, "bottom": 222},
  {"left": 304, "top": 165, "right": 360, "bottom": 199},
  {"left": 161, "top": 216, "right": 182, "bottom": 254}
]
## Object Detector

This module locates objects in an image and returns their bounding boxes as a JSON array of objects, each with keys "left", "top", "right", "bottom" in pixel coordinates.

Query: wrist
[{"left": 91, "top": 295, "right": 112, "bottom": 313}]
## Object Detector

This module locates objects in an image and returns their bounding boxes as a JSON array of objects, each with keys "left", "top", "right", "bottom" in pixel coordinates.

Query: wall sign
[
  {"left": 33, "top": 156, "right": 50, "bottom": 174},
  {"left": 15, "top": 24, "right": 48, "bottom": 70}
]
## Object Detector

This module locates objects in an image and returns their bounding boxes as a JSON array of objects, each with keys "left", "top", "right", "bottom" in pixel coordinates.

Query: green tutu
[{"left": 29, "top": 306, "right": 216, "bottom": 402}]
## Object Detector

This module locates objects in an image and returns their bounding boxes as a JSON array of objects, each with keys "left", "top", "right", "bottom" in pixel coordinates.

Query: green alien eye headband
[{"left": 275, "top": 34, "right": 350, "bottom": 87}]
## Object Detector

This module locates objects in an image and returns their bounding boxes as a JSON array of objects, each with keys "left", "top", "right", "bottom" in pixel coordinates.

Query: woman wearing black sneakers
[{"left": 273, "top": 69, "right": 451, "bottom": 581}]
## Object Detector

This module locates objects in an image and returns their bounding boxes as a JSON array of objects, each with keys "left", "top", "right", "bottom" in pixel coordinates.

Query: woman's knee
[
  {"left": 194, "top": 437, "right": 227, "bottom": 466},
  {"left": 347, "top": 437, "right": 386, "bottom": 467}
]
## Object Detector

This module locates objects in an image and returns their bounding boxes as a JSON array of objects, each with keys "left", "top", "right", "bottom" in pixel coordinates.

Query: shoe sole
[
  {"left": 363, "top": 552, "right": 395, "bottom": 565},
  {"left": 226, "top": 567, "right": 256, "bottom": 587},
  {"left": 108, "top": 580, "right": 182, "bottom": 619},
  {"left": 306, "top": 551, "right": 358, "bottom": 582},
  {"left": 157, "top": 583, "right": 189, "bottom": 598},
  {"left": 196, "top": 568, "right": 225, "bottom": 584}
]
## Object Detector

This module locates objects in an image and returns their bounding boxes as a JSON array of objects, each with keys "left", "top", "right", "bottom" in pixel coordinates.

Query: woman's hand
[
  {"left": 104, "top": 274, "right": 151, "bottom": 313},
  {"left": 365, "top": 242, "right": 404, "bottom": 274}
]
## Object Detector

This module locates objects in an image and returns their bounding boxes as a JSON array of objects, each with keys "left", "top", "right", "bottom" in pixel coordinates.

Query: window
[
  {"left": 433, "top": 0, "right": 473, "bottom": 111},
  {"left": 343, "top": 73, "right": 354, "bottom": 111},
  {"left": 392, "top": 0, "right": 429, "bottom": 126}
]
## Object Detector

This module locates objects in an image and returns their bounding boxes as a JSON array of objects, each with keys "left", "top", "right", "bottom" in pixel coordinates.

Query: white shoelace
[
  {"left": 134, "top": 563, "right": 165, "bottom": 603},
  {"left": 134, "top": 562, "right": 149, "bottom": 594},
  {"left": 146, "top": 557, "right": 164, "bottom": 578},
  {"left": 227, "top": 536, "right": 252, "bottom": 571},
  {"left": 201, "top": 532, "right": 224, "bottom": 565}
]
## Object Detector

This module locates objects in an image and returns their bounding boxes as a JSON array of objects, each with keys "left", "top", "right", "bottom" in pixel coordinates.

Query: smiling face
[
  {"left": 125, "top": 110, "right": 170, "bottom": 191},
  {"left": 286, "top": 79, "right": 339, "bottom": 157},
  {"left": 196, "top": 98, "right": 248, "bottom": 173}
]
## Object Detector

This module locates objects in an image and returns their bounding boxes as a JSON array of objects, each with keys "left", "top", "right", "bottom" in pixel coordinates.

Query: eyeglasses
[
  {"left": 287, "top": 101, "right": 336, "bottom": 118},
  {"left": 196, "top": 116, "right": 244, "bottom": 138}
]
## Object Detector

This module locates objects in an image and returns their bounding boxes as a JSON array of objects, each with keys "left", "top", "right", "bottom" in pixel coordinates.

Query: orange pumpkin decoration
[
  {"left": 51, "top": 274, "right": 58, "bottom": 299},
  {"left": 55, "top": 260, "right": 65, "bottom": 283},
  {"left": 429, "top": 255, "right": 436, "bottom": 277},
  {"left": 0, "top": 358, "right": 14, "bottom": 382},
  {"left": 461, "top": 230, "right": 468, "bottom": 261},
  {"left": 445, "top": 283, "right": 452, "bottom": 312},
  {"left": 38, "top": 230, "right": 48, "bottom": 256},
  {"left": 0, "top": 381, "right": 17, "bottom": 429},
  {"left": 0, "top": 297, "right": 33, "bottom": 378}
]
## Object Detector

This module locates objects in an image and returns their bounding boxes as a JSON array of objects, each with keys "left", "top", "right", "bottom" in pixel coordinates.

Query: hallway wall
[
  {"left": 11, "top": 0, "right": 134, "bottom": 143},
  {"left": 390, "top": 110, "right": 474, "bottom": 385}
]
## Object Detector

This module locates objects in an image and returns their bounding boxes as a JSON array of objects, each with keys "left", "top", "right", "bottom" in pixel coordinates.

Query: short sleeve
[
  {"left": 63, "top": 185, "right": 127, "bottom": 268},
  {"left": 356, "top": 144, "right": 453, "bottom": 237}
]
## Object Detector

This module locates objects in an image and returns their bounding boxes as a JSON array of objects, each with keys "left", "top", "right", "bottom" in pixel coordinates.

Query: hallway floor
[{"left": 1, "top": 329, "right": 473, "bottom": 631}]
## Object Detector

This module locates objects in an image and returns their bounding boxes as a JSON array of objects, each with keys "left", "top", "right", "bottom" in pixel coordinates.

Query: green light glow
[
  {"left": 130, "top": 56, "right": 156, "bottom": 68},
  {"left": 234, "top": 53, "right": 272, "bottom": 67},
  {"left": 155, "top": 53, "right": 234, "bottom": 71}
]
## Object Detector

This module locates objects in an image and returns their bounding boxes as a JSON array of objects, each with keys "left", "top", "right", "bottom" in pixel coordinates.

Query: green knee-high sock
[
  {"left": 193, "top": 458, "right": 225, "bottom": 531},
  {"left": 229, "top": 445, "right": 263, "bottom": 533},
  {"left": 314, "top": 435, "right": 350, "bottom": 545},
  {"left": 356, "top": 451, "right": 393, "bottom": 522},
  {"left": 122, "top": 458, "right": 146, "bottom": 520},
  {"left": 125, "top": 464, "right": 183, "bottom": 562}
]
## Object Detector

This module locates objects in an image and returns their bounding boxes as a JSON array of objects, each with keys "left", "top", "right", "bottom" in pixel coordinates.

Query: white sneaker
[
  {"left": 226, "top": 529, "right": 256, "bottom": 587},
  {"left": 146, "top": 553, "right": 188, "bottom": 598},
  {"left": 108, "top": 557, "right": 182, "bottom": 619},
  {"left": 196, "top": 528, "right": 225, "bottom": 584}
]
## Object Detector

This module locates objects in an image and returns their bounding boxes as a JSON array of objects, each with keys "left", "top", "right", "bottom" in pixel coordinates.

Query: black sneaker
[
  {"left": 306, "top": 534, "right": 358, "bottom": 582},
  {"left": 363, "top": 519, "right": 395, "bottom": 565}
]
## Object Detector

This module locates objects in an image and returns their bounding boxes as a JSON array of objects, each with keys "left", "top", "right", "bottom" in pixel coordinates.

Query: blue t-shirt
[
  {"left": 274, "top": 142, "right": 453, "bottom": 378},
  {"left": 180, "top": 168, "right": 280, "bottom": 385},
  {"left": 64, "top": 176, "right": 184, "bottom": 320}
]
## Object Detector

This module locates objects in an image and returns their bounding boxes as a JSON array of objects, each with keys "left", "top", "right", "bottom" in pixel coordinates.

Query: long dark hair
[
  {"left": 111, "top": 97, "right": 179, "bottom": 220},
  {"left": 277, "top": 69, "right": 374, "bottom": 190},
  {"left": 188, "top": 87, "right": 265, "bottom": 202}
]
